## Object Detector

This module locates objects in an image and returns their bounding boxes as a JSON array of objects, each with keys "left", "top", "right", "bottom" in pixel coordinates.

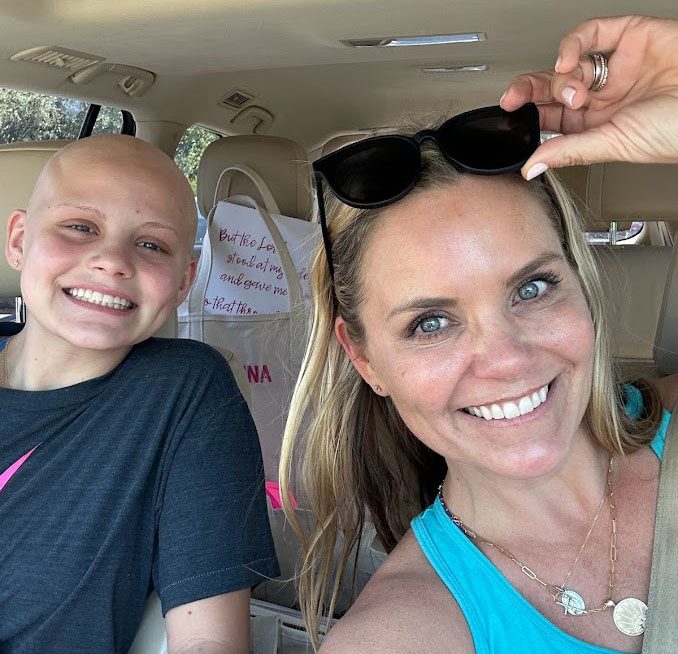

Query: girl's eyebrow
[
  {"left": 52, "top": 204, "right": 179, "bottom": 236},
  {"left": 53, "top": 202, "right": 107, "bottom": 221},
  {"left": 387, "top": 252, "right": 565, "bottom": 320}
]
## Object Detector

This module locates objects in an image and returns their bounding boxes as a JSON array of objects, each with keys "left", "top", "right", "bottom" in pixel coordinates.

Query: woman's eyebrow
[
  {"left": 505, "top": 252, "right": 565, "bottom": 288},
  {"left": 387, "top": 252, "right": 566, "bottom": 319},
  {"left": 388, "top": 296, "right": 457, "bottom": 319}
]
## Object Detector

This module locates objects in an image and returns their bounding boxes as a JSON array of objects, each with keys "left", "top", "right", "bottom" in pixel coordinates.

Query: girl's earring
[
  {"left": 374, "top": 385, "right": 382, "bottom": 394},
  {"left": 14, "top": 259, "right": 20, "bottom": 268}
]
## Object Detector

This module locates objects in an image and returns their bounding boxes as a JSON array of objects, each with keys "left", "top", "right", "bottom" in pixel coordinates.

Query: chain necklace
[
  {"left": 437, "top": 457, "right": 648, "bottom": 636},
  {"left": 560, "top": 489, "right": 606, "bottom": 590}
]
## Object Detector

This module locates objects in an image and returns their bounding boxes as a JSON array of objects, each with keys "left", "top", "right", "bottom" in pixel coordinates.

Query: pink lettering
[{"left": 244, "top": 364, "right": 273, "bottom": 384}]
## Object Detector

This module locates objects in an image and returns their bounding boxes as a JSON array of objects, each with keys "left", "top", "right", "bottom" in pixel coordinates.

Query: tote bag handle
[{"left": 186, "top": 165, "right": 305, "bottom": 341}]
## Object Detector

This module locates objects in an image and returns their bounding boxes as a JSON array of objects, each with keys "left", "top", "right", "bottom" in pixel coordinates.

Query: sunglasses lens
[
  {"left": 437, "top": 104, "right": 539, "bottom": 172},
  {"left": 319, "top": 137, "right": 419, "bottom": 206}
]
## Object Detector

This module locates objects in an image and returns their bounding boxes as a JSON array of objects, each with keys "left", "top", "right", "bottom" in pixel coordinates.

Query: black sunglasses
[{"left": 313, "top": 103, "right": 541, "bottom": 279}]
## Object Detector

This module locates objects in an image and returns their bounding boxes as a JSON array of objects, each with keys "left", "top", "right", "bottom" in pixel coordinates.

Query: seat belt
[{"left": 642, "top": 401, "right": 678, "bottom": 652}]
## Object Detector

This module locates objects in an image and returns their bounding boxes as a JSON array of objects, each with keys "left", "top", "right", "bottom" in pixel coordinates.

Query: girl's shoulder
[{"left": 320, "top": 530, "right": 473, "bottom": 654}]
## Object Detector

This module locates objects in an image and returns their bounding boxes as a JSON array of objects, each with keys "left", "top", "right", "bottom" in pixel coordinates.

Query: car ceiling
[{"left": 2, "top": 0, "right": 678, "bottom": 149}]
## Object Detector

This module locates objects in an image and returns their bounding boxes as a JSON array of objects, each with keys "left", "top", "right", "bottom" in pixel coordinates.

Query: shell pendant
[
  {"left": 612, "top": 598, "right": 647, "bottom": 636},
  {"left": 558, "top": 589, "right": 586, "bottom": 616}
]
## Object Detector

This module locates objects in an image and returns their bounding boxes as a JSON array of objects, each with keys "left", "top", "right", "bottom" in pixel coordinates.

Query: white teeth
[
  {"left": 518, "top": 396, "right": 533, "bottom": 416},
  {"left": 502, "top": 402, "right": 520, "bottom": 419},
  {"left": 67, "top": 288, "right": 132, "bottom": 311},
  {"left": 465, "top": 384, "right": 550, "bottom": 422}
]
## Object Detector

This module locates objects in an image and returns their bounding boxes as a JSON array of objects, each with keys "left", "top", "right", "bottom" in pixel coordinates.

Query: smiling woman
[
  {"left": 281, "top": 140, "right": 667, "bottom": 651},
  {"left": 277, "top": 13, "right": 678, "bottom": 647}
]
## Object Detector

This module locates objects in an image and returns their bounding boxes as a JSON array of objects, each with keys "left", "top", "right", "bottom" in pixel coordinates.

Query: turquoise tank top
[{"left": 411, "top": 396, "right": 671, "bottom": 654}]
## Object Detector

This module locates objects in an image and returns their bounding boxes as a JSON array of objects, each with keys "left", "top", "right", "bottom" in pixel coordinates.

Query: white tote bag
[{"left": 178, "top": 165, "right": 317, "bottom": 483}]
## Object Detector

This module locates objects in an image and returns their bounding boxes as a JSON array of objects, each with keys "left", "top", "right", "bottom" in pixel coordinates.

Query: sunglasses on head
[{"left": 313, "top": 103, "right": 541, "bottom": 279}]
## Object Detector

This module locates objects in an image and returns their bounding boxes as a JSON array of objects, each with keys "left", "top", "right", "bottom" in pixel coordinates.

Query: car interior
[{"left": 1, "top": 1, "right": 677, "bottom": 652}]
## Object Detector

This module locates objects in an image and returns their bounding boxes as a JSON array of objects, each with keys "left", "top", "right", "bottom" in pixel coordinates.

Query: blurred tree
[{"left": 174, "top": 124, "right": 220, "bottom": 193}]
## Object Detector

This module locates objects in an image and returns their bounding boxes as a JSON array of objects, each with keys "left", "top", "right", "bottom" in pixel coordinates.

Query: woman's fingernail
[
  {"left": 499, "top": 90, "right": 508, "bottom": 105},
  {"left": 555, "top": 56, "right": 562, "bottom": 73},
  {"left": 562, "top": 86, "right": 576, "bottom": 106},
  {"left": 526, "top": 163, "right": 549, "bottom": 181}
]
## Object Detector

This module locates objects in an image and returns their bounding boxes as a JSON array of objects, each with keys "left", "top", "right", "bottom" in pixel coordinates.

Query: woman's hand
[{"left": 500, "top": 15, "right": 678, "bottom": 179}]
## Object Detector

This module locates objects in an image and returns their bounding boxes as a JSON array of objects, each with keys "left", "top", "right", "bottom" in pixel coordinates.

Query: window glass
[
  {"left": 91, "top": 105, "right": 124, "bottom": 135},
  {"left": 0, "top": 88, "right": 124, "bottom": 144},
  {"left": 174, "top": 125, "right": 221, "bottom": 248}
]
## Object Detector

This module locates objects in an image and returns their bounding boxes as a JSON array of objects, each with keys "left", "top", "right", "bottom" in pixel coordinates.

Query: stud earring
[
  {"left": 14, "top": 258, "right": 20, "bottom": 268},
  {"left": 374, "top": 385, "right": 382, "bottom": 394}
]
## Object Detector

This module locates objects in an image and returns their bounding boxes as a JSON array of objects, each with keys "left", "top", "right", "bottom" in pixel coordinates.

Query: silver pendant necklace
[{"left": 437, "top": 456, "right": 648, "bottom": 636}]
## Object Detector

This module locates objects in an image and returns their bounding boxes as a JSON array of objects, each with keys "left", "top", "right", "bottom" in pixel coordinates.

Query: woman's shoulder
[{"left": 320, "top": 530, "right": 473, "bottom": 654}]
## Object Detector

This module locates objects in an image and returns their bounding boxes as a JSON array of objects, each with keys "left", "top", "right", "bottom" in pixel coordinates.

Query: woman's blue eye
[
  {"left": 419, "top": 316, "right": 447, "bottom": 333},
  {"left": 517, "top": 279, "right": 547, "bottom": 301}
]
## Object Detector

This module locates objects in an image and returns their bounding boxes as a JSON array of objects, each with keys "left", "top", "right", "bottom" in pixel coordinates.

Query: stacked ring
[{"left": 586, "top": 52, "right": 609, "bottom": 92}]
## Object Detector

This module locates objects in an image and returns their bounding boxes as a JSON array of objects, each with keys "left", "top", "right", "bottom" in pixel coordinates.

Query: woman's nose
[{"left": 468, "top": 316, "right": 531, "bottom": 380}]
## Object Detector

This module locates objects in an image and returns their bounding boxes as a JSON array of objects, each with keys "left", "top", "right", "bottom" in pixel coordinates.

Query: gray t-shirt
[{"left": 0, "top": 337, "right": 279, "bottom": 653}]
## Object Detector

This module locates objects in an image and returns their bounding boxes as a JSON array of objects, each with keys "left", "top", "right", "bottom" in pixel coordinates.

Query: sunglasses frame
[{"left": 313, "top": 103, "right": 540, "bottom": 279}]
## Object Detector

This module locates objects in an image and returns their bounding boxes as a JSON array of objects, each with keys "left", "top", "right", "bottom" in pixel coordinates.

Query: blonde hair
[{"left": 279, "top": 149, "right": 662, "bottom": 648}]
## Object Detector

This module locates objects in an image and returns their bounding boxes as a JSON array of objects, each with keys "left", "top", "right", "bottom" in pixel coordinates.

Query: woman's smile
[{"left": 461, "top": 380, "right": 552, "bottom": 421}]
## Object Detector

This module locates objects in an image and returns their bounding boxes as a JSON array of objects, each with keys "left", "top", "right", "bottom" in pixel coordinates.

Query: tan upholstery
[
  {"left": 0, "top": 140, "right": 69, "bottom": 297},
  {"left": 556, "top": 163, "right": 678, "bottom": 232},
  {"left": 655, "top": 242, "right": 678, "bottom": 376},
  {"left": 197, "top": 135, "right": 311, "bottom": 220},
  {"left": 594, "top": 245, "right": 673, "bottom": 379}
]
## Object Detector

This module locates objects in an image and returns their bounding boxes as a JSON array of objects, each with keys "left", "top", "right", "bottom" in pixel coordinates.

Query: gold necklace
[
  {"left": 437, "top": 457, "right": 648, "bottom": 636},
  {"left": 560, "top": 489, "right": 606, "bottom": 590}
]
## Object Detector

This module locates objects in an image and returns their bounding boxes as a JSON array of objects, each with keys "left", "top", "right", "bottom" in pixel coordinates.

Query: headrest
[
  {"left": 556, "top": 163, "right": 678, "bottom": 231},
  {"left": 0, "top": 140, "right": 70, "bottom": 296},
  {"left": 197, "top": 135, "right": 311, "bottom": 219},
  {"left": 655, "top": 241, "right": 678, "bottom": 376}
]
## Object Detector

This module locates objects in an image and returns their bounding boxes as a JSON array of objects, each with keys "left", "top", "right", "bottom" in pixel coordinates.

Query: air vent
[
  {"left": 219, "top": 89, "right": 254, "bottom": 110},
  {"left": 10, "top": 46, "right": 105, "bottom": 72}
]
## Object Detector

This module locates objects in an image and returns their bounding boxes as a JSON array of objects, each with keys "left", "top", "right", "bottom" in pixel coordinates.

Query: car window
[
  {"left": 174, "top": 124, "right": 221, "bottom": 249},
  {"left": 0, "top": 88, "right": 124, "bottom": 143}
]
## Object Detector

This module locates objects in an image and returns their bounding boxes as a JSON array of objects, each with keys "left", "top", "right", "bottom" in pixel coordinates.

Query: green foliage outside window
[
  {"left": 0, "top": 88, "right": 121, "bottom": 142},
  {"left": 174, "top": 125, "right": 220, "bottom": 194}
]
